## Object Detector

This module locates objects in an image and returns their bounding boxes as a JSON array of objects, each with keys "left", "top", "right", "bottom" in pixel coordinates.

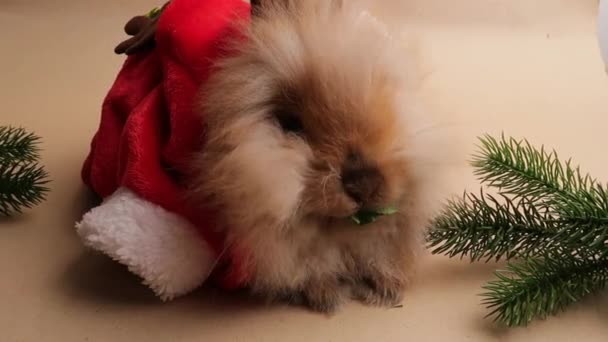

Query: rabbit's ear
[
  {"left": 250, "top": 0, "right": 280, "bottom": 17},
  {"left": 250, "top": 0, "right": 289, "bottom": 16},
  {"left": 250, "top": 0, "right": 262, "bottom": 15}
]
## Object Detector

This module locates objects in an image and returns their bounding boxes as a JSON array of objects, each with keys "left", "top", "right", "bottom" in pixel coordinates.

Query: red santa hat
[{"left": 76, "top": 0, "right": 252, "bottom": 300}]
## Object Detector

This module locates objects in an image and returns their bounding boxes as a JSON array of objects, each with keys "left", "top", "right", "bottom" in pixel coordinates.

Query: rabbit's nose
[{"left": 341, "top": 153, "right": 383, "bottom": 205}]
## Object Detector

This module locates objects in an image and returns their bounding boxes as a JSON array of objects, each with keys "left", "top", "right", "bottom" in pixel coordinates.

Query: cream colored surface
[{"left": 1, "top": 0, "right": 607, "bottom": 341}]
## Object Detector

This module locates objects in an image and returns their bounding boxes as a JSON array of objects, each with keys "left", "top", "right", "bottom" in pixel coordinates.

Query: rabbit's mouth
[
  {"left": 350, "top": 206, "right": 399, "bottom": 225},
  {"left": 312, "top": 203, "right": 398, "bottom": 224}
]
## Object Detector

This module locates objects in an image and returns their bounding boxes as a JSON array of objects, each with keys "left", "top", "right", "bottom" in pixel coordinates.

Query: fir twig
[
  {"left": 472, "top": 134, "right": 584, "bottom": 200},
  {"left": 428, "top": 191, "right": 560, "bottom": 261},
  {"left": 472, "top": 135, "right": 608, "bottom": 251},
  {"left": 426, "top": 190, "right": 607, "bottom": 261},
  {"left": 0, "top": 126, "right": 49, "bottom": 216},
  {"left": 482, "top": 255, "right": 608, "bottom": 327},
  {"left": 427, "top": 134, "right": 608, "bottom": 326},
  {"left": 473, "top": 134, "right": 608, "bottom": 218},
  {"left": 0, "top": 160, "right": 50, "bottom": 216},
  {"left": 0, "top": 126, "right": 41, "bottom": 163}
]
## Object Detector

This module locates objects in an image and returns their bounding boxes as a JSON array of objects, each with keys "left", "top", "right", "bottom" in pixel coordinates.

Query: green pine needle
[
  {"left": 0, "top": 126, "right": 49, "bottom": 216},
  {"left": 427, "top": 189, "right": 607, "bottom": 261},
  {"left": 472, "top": 135, "right": 608, "bottom": 252},
  {"left": 0, "top": 126, "right": 41, "bottom": 163},
  {"left": 0, "top": 161, "right": 49, "bottom": 215},
  {"left": 482, "top": 254, "right": 608, "bottom": 327},
  {"left": 473, "top": 134, "right": 608, "bottom": 218},
  {"left": 427, "top": 134, "right": 608, "bottom": 327},
  {"left": 428, "top": 191, "right": 559, "bottom": 261}
]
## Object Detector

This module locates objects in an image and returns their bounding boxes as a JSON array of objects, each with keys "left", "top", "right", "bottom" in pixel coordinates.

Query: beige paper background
[{"left": 1, "top": 0, "right": 607, "bottom": 341}]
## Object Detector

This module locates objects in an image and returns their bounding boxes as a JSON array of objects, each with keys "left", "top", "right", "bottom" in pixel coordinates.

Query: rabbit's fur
[{"left": 193, "top": 0, "right": 432, "bottom": 312}]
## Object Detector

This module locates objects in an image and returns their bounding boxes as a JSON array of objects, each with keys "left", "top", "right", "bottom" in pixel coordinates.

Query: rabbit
[{"left": 191, "top": 0, "right": 432, "bottom": 313}]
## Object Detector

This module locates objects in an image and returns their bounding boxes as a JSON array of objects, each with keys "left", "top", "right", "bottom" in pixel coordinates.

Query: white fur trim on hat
[{"left": 75, "top": 187, "right": 215, "bottom": 300}]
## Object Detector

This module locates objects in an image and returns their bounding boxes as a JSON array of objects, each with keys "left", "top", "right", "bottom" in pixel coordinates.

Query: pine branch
[
  {"left": 427, "top": 190, "right": 608, "bottom": 260},
  {"left": 0, "top": 160, "right": 50, "bottom": 215},
  {"left": 482, "top": 254, "right": 608, "bottom": 327},
  {"left": 0, "top": 126, "right": 41, "bottom": 163},
  {"left": 472, "top": 135, "right": 608, "bottom": 251},
  {"left": 428, "top": 134, "right": 608, "bottom": 326},
  {"left": 428, "top": 191, "right": 561, "bottom": 261},
  {"left": 472, "top": 135, "right": 608, "bottom": 212},
  {"left": 0, "top": 126, "right": 49, "bottom": 216},
  {"left": 550, "top": 183, "right": 608, "bottom": 250},
  {"left": 473, "top": 134, "right": 582, "bottom": 198}
]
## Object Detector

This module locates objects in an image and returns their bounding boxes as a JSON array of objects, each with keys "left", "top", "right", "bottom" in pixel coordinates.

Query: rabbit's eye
[{"left": 275, "top": 112, "right": 304, "bottom": 135}]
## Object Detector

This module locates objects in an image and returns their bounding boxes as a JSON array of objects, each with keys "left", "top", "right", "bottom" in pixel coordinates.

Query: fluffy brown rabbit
[{"left": 192, "top": 0, "right": 431, "bottom": 312}]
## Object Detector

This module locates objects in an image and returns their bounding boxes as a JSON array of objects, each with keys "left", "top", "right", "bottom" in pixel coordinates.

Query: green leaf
[
  {"left": 350, "top": 206, "right": 398, "bottom": 226},
  {"left": 376, "top": 206, "right": 398, "bottom": 215}
]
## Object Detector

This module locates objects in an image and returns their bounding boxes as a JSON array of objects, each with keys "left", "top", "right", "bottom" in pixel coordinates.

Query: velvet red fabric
[{"left": 82, "top": 0, "right": 252, "bottom": 289}]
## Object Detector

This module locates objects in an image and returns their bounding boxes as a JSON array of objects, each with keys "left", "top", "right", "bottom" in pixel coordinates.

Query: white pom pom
[{"left": 76, "top": 188, "right": 215, "bottom": 300}]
